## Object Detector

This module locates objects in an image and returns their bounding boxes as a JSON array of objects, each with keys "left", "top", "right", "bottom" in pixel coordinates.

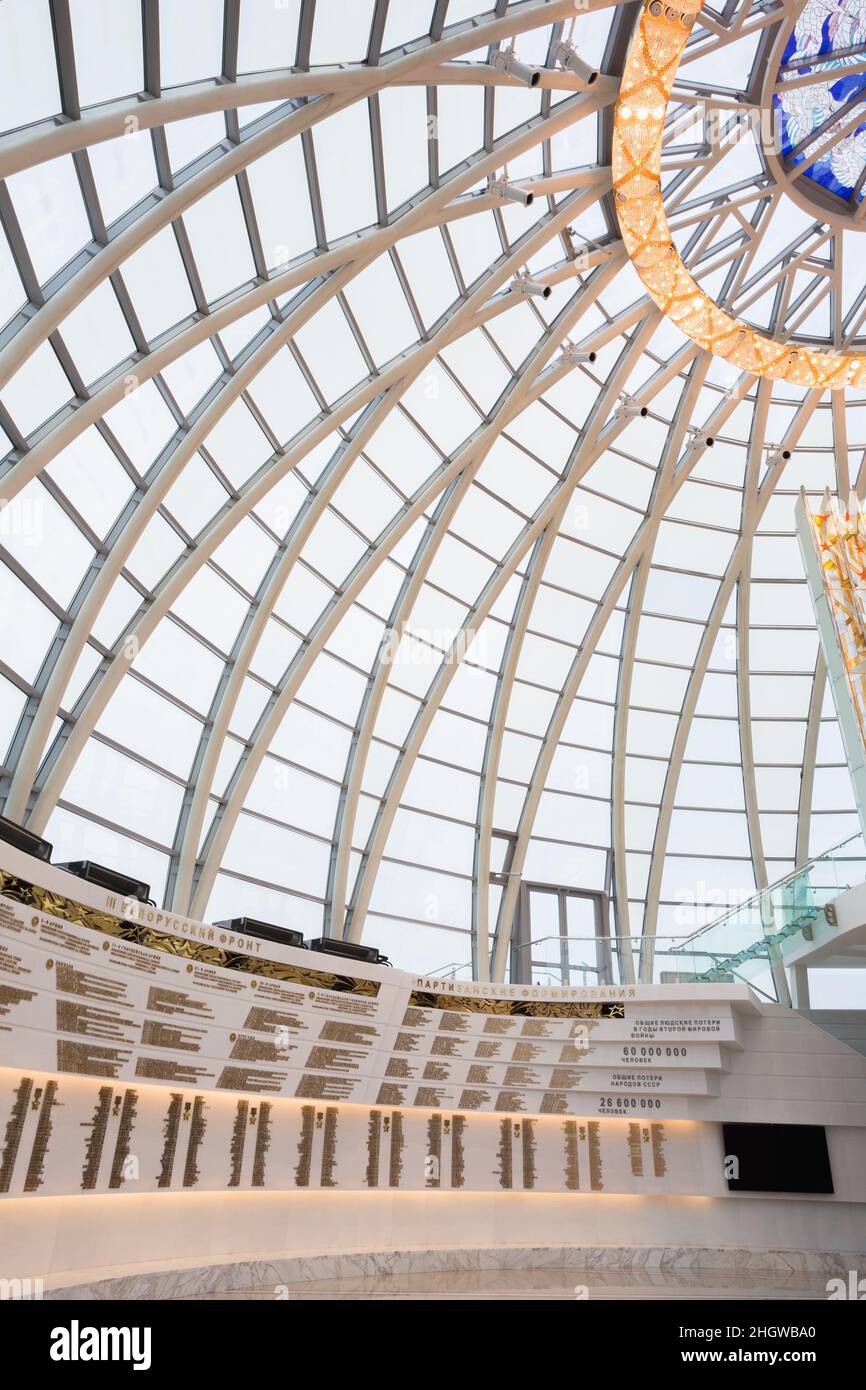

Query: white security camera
[
  {"left": 514, "top": 276, "right": 552, "bottom": 299},
  {"left": 559, "top": 346, "right": 596, "bottom": 364},
  {"left": 687, "top": 428, "right": 714, "bottom": 448},
  {"left": 489, "top": 177, "right": 534, "bottom": 207},
  {"left": 491, "top": 47, "right": 541, "bottom": 87},
  {"left": 553, "top": 41, "right": 599, "bottom": 89}
]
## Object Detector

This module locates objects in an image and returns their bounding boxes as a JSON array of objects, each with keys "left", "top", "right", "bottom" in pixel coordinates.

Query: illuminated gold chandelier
[{"left": 612, "top": 0, "right": 866, "bottom": 388}]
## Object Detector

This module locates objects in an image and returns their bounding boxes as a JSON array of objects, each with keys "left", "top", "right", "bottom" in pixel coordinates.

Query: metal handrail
[
  {"left": 678, "top": 829, "right": 865, "bottom": 948},
  {"left": 430, "top": 933, "right": 773, "bottom": 981}
]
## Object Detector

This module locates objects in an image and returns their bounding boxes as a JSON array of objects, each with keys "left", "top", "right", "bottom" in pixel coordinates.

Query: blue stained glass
[{"left": 775, "top": 0, "right": 866, "bottom": 203}]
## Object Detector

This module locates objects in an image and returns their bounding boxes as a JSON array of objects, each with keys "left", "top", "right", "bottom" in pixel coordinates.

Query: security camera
[
  {"left": 489, "top": 177, "right": 534, "bottom": 207},
  {"left": 491, "top": 47, "right": 541, "bottom": 87},
  {"left": 766, "top": 447, "right": 791, "bottom": 465},
  {"left": 687, "top": 428, "right": 714, "bottom": 448},
  {"left": 619, "top": 401, "right": 648, "bottom": 418},
  {"left": 553, "top": 41, "right": 599, "bottom": 89},
  {"left": 559, "top": 346, "right": 596, "bottom": 364},
  {"left": 514, "top": 276, "right": 552, "bottom": 299}
]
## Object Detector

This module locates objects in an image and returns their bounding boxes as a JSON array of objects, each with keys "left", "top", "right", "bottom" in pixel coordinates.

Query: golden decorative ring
[{"left": 612, "top": 0, "right": 866, "bottom": 386}]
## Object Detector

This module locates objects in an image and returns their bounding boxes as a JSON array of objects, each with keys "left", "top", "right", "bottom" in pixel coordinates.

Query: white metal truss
[{"left": 0, "top": 0, "right": 860, "bottom": 983}]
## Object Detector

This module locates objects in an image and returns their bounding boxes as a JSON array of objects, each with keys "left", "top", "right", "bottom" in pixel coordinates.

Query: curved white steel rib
[
  {"left": 171, "top": 196, "right": 616, "bottom": 914},
  {"left": 609, "top": 356, "right": 711, "bottom": 981},
  {"left": 737, "top": 379, "right": 772, "bottom": 896},
  {"left": 328, "top": 257, "right": 626, "bottom": 959},
  {"left": 639, "top": 390, "right": 821, "bottom": 981},
  {"left": 489, "top": 364, "right": 759, "bottom": 982},
  {"left": 0, "top": 0, "right": 606, "bottom": 396},
  {"left": 11, "top": 134, "right": 611, "bottom": 830}
]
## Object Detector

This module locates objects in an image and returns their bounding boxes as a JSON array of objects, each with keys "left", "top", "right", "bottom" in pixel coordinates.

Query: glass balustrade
[{"left": 429, "top": 831, "right": 866, "bottom": 999}]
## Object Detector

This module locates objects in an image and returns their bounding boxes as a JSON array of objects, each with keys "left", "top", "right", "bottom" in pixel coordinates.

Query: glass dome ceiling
[
  {"left": 776, "top": 0, "right": 866, "bottom": 206},
  {"left": 0, "top": 0, "right": 865, "bottom": 981}
]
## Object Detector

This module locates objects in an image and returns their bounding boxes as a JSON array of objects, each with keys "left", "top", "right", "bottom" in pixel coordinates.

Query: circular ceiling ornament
[
  {"left": 763, "top": 0, "right": 866, "bottom": 228},
  {"left": 612, "top": 0, "right": 866, "bottom": 387}
]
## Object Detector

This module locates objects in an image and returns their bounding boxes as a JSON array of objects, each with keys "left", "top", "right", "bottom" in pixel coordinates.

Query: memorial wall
[{"left": 1, "top": 842, "right": 865, "bottom": 1288}]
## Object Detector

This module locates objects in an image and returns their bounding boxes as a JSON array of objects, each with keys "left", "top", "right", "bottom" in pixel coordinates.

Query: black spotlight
[
  {"left": 56, "top": 860, "right": 150, "bottom": 903},
  {"left": 306, "top": 937, "right": 389, "bottom": 966},
  {"left": 215, "top": 917, "right": 305, "bottom": 950},
  {"left": 0, "top": 813, "right": 53, "bottom": 862}
]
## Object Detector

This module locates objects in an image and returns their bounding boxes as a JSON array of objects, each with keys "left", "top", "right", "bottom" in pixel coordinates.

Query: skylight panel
[
  {"left": 331, "top": 461, "right": 402, "bottom": 540},
  {"left": 364, "top": 407, "right": 440, "bottom": 496},
  {"left": 96, "top": 677, "right": 202, "bottom": 781},
  {"left": 202, "top": 398, "right": 273, "bottom": 489},
  {"left": 119, "top": 224, "right": 198, "bottom": 342},
  {"left": 228, "top": 677, "right": 270, "bottom": 737},
  {"left": 165, "top": 112, "right": 228, "bottom": 175},
  {"left": 379, "top": 87, "right": 430, "bottom": 210},
  {"left": 125, "top": 512, "right": 186, "bottom": 592},
  {"left": 531, "top": 585, "right": 594, "bottom": 646},
  {"left": 159, "top": 0, "right": 224, "bottom": 87},
  {"left": 45, "top": 808, "right": 170, "bottom": 901},
  {"left": 216, "top": 304, "right": 272, "bottom": 361},
  {"left": 447, "top": 0, "right": 490, "bottom": 24},
  {"left": 270, "top": 703, "right": 351, "bottom": 782},
  {"left": 131, "top": 618, "right": 223, "bottom": 714},
  {"left": 181, "top": 182, "right": 256, "bottom": 303},
  {"left": 435, "top": 86, "right": 484, "bottom": 176},
  {"left": 246, "top": 137, "right": 316, "bottom": 267},
  {"left": 0, "top": 676, "right": 26, "bottom": 763},
  {"left": 312, "top": 106, "right": 378, "bottom": 242},
  {"left": 0, "top": 0, "right": 60, "bottom": 133},
  {"left": 57, "top": 279, "right": 137, "bottom": 387},
  {"left": 163, "top": 454, "right": 229, "bottom": 537},
  {"left": 69, "top": 0, "right": 142, "bottom": 109},
  {"left": 242, "top": 345, "right": 320, "bottom": 446},
  {"left": 45, "top": 427, "right": 133, "bottom": 540},
  {"left": 446, "top": 211, "right": 502, "bottom": 287},
  {"left": 297, "top": 652, "right": 367, "bottom": 725},
  {"left": 486, "top": 303, "right": 545, "bottom": 371},
  {"left": 0, "top": 576, "right": 50, "bottom": 686},
  {"left": 247, "top": 619, "right": 301, "bottom": 684},
  {"left": 248, "top": 759, "right": 338, "bottom": 841},
  {"left": 0, "top": 226, "right": 25, "bottom": 330},
  {"left": 6, "top": 156, "right": 91, "bottom": 287},
  {"left": 64, "top": 738, "right": 184, "bottom": 842},
  {"left": 326, "top": 603, "right": 385, "bottom": 671},
  {"left": 237, "top": 0, "right": 300, "bottom": 72},
  {"left": 342, "top": 255, "right": 419, "bottom": 367},
  {"left": 474, "top": 438, "right": 552, "bottom": 516},
  {"left": 0, "top": 340, "right": 73, "bottom": 437},
  {"left": 399, "top": 362, "right": 481, "bottom": 453},
  {"left": 273, "top": 563, "right": 332, "bottom": 632},
  {"left": 159, "top": 340, "right": 224, "bottom": 418},
  {"left": 103, "top": 379, "right": 178, "bottom": 471},
  {"left": 394, "top": 227, "right": 460, "bottom": 328},
  {"left": 450, "top": 484, "right": 525, "bottom": 555},
  {"left": 88, "top": 132, "right": 158, "bottom": 228},
  {"left": 89, "top": 574, "right": 144, "bottom": 649},
  {"left": 212, "top": 516, "right": 276, "bottom": 594},
  {"left": 293, "top": 300, "right": 369, "bottom": 404},
  {"left": 493, "top": 85, "right": 543, "bottom": 142},
  {"left": 382, "top": 0, "right": 434, "bottom": 51},
  {"left": 2, "top": 479, "right": 93, "bottom": 608},
  {"left": 301, "top": 509, "right": 367, "bottom": 587},
  {"left": 511, "top": 405, "right": 578, "bottom": 480},
  {"left": 171, "top": 565, "right": 249, "bottom": 652},
  {"left": 442, "top": 331, "right": 512, "bottom": 414},
  {"left": 309, "top": 0, "right": 376, "bottom": 65}
]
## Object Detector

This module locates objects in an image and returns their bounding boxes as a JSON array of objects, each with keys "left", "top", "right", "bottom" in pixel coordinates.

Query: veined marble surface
[{"left": 48, "top": 1246, "right": 865, "bottom": 1301}]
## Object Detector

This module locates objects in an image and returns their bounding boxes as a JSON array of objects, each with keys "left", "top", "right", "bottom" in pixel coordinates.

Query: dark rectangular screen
[{"left": 722, "top": 1123, "right": 833, "bottom": 1194}]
